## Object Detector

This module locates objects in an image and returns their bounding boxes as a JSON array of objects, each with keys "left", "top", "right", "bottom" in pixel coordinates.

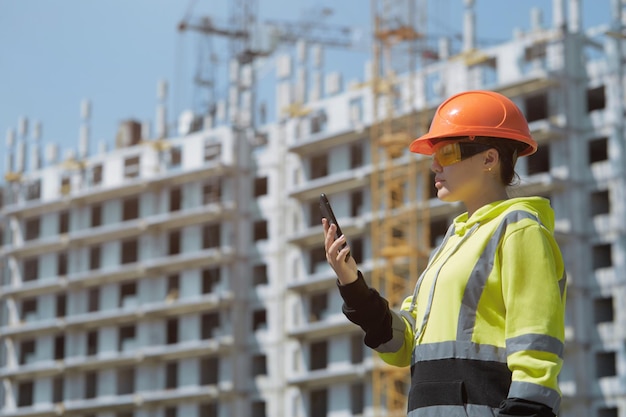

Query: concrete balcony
[
  {"left": 288, "top": 259, "right": 375, "bottom": 293},
  {"left": 287, "top": 267, "right": 338, "bottom": 293},
  {"left": 287, "top": 126, "right": 368, "bottom": 156},
  {"left": 66, "top": 218, "right": 147, "bottom": 248},
  {"left": 0, "top": 291, "right": 234, "bottom": 337},
  {"left": 0, "top": 277, "right": 67, "bottom": 299},
  {"left": 0, "top": 335, "right": 234, "bottom": 379},
  {"left": 286, "top": 314, "right": 355, "bottom": 340},
  {"left": 144, "top": 201, "right": 236, "bottom": 232},
  {"left": 287, "top": 359, "right": 373, "bottom": 388},
  {"left": 287, "top": 211, "right": 369, "bottom": 248},
  {"left": 529, "top": 118, "right": 566, "bottom": 144},
  {"left": 517, "top": 172, "right": 569, "bottom": 196},
  {"left": 70, "top": 162, "right": 236, "bottom": 207},
  {"left": 496, "top": 72, "right": 560, "bottom": 98},
  {"left": 288, "top": 165, "right": 373, "bottom": 201},
  {"left": 66, "top": 247, "right": 235, "bottom": 289},
  {"left": 2, "top": 234, "right": 69, "bottom": 259},
  {"left": 1, "top": 201, "right": 237, "bottom": 261},
  {"left": 137, "top": 382, "right": 235, "bottom": 406},
  {"left": 0, "top": 384, "right": 232, "bottom": 417},
  {"left": 0, "top": 160, "right": 235, "bottom": 222},
  {"left": 0, "top": 403, "right": 62, "bottom": 417}
]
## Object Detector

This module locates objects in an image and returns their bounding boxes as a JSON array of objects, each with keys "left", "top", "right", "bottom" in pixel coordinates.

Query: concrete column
[
  {"left": 568, "top": 0, "right": 582, "bottom": 33},
  {"left": 463, "top": 0, "right": 476, "bottom": 51}
]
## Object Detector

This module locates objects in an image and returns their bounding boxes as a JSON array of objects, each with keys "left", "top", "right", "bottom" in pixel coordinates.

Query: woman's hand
[{"left": 322, "top": 218, "right": 358, "bottom": 285}]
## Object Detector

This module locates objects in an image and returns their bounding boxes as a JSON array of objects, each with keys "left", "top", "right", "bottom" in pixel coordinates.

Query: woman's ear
[{"left": 483, "top": 148, "right": 499, "bottom": 171}]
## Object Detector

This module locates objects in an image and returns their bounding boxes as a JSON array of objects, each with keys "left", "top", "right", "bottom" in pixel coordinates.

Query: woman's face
[{"left": 431, "top": 149, "right": 489, "bottom": 203}]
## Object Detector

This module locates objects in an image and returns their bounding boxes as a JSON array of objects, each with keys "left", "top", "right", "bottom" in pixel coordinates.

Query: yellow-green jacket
[{"left": 341, "top": 197, "right": 566, "bottom": 417}]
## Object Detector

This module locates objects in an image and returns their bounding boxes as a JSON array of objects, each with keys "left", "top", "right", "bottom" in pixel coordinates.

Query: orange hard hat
[{"left": 409, "top": 90, "right": 537, "bottom": 156}]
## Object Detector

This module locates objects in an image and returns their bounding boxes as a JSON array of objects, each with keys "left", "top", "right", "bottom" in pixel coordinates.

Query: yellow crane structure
[{"left": 369, "top": 0, "right": 431, "bottom": 415}]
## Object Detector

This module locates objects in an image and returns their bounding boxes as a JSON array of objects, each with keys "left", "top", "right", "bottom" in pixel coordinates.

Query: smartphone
[{"left": 319, "top": 193, "right": 350, "bottom": 261}]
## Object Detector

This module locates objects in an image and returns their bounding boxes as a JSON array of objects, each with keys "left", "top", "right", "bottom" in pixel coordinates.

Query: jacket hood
[{"left": 452, "top": 196, "right": 555, "bottom": 236}]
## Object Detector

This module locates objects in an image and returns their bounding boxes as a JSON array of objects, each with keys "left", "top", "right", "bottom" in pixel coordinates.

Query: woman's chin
[{"left": 437, "top": 190, "right": 457, "bottom": 203}]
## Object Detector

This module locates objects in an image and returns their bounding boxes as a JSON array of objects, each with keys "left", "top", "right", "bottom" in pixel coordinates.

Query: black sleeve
[
  {"left": 497, "top": 398, "right": 556, "bottom": 417},
  {"left": 336, "top": 270, "right": 394, "bottom": 349}
]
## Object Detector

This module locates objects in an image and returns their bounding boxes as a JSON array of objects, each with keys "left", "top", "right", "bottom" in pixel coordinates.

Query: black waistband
[{"left": 409, "top": 358, "right": 511, "bottom": 410}]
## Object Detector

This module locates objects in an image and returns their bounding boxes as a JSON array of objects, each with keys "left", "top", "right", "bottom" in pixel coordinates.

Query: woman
[{"left": 323, "top": 90, "right": 566, "bottom": 417}]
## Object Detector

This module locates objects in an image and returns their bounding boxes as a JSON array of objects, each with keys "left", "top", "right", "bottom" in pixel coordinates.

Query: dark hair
[{"left": 474, "top": 136, "right": 526, "bottom": 186}]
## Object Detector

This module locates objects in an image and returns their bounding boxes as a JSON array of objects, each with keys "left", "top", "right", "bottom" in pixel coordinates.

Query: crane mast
[{"left": 369, "top": 0, "right": 431, "bottom": 415}]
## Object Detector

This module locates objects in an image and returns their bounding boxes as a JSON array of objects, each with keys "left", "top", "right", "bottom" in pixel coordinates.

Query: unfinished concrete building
[{"left": 1, "top": 1, "right": 626, "bottom": 416}]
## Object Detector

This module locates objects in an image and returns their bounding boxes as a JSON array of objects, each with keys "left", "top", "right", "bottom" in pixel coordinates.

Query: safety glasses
[{"left": 432, "top": 141, "right": 493, "bottom": 166}]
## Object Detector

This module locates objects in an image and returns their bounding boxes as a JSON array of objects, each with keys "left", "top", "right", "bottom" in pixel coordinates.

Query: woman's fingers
[
  {"left": 329, "top": 234, "right": 346, "bottom": 256},
  {"left": 322, "top": 217, "right": 330, "bottom": 233},
  {"left": 336, "top": 245, "right": 350, "bottom": 263},
  {"left": 322, "top": 219, "right": 345, "bottom": 263},
  {"left": 323, "top": 220, "right": 337, "bottom": 251},
  {"left": 322, "top": 218, "right": 358, "bottom": 285}
]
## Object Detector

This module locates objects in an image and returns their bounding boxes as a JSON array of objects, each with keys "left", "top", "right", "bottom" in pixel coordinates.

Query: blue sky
[{"left": 0, "top": 0, "right": 612, "bottom": 176}]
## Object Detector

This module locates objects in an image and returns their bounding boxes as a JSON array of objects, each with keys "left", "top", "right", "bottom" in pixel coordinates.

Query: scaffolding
[{"left": 369, "top": 0, "right": 431, "bottom": 415}]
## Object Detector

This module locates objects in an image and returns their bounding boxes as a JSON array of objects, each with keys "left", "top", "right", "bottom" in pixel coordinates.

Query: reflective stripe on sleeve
[
  {"left": 375, "top": 310, "right": 409, "bottom": 353},
  {"left": 509, "top": 380, "right": 561, "bottom": 414},
  {"left": 506, "top": 333, "right": 564, "bottom": 358},
  {"left": 408, "top": 404, "right": 498, "bottom": 417}
]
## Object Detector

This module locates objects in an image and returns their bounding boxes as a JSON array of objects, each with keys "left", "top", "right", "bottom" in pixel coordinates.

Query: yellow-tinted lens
[{"left": 433, "top": 142, "right": 462, "bottom": 166}]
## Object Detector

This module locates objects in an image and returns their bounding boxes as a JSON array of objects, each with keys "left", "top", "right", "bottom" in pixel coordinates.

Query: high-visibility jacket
[{"left": 340, "top": 197, "right": 566, "bottom": 417}]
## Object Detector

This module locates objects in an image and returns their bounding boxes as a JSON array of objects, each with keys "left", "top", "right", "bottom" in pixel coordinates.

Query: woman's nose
[{"left": 431, "top": 157, "right": 442, "bottom": 173}]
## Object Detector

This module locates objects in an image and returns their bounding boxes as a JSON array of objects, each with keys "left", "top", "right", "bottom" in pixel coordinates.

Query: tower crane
[
  {"left": 177, "top": 2, "right": 354, "bottom": 125},
  {"left": 369, "top": 0, "right": 431, "bottom": 415}
]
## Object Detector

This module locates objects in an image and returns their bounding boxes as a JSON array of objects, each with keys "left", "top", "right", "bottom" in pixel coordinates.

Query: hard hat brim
[{"left": 409, "top": 130, "right": 537, "bottom": 156}]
